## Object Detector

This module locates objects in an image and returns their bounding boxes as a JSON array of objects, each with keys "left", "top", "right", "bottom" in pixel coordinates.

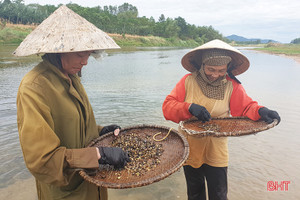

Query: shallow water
[{"left": 0, "top": 45, "right": 299, "bottom": 199}]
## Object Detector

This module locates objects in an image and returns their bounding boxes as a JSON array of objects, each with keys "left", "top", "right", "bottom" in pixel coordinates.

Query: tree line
[
  {"left": 0, "top": 0, "right": 228, "bottom": 44},
  {"left": 291, "top": 38, "right": 300, "bottom": 44}
]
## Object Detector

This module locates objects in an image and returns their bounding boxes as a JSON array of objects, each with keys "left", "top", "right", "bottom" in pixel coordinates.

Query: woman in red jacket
[{"left": 162, "top": 39, "right": 280, "bottom": 200}]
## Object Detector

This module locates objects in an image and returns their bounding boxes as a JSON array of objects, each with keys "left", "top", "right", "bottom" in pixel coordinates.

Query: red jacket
[{"left": 162, "top": 74, "right": 262, "bottom": 123}]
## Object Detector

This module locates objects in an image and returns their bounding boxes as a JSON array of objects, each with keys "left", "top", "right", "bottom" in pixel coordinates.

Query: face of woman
[
  {"left": 203, "top": 64, "right": 228, "bottom": 82},
  {"left": 60, "top": 51, "right": 93, "bottom": 76}
]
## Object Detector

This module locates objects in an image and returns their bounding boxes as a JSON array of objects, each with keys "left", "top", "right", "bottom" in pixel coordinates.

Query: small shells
[
  {"left": 199, "top": 123, "right": 220, "bottom": 132},
  {"left": 111, "top": 133, "right": 164, "bottom": 178}
]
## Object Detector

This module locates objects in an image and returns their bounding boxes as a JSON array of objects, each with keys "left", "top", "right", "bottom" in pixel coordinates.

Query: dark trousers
[{"left": 183, "top": 164, "right": 228, "bottom": 200}]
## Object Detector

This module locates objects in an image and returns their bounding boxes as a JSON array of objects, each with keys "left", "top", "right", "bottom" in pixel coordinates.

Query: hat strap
[
  {"left": 227, "top": 70, "right": 241, "bottom": 84},
  {"left": 191, "top": 60, "right": 201, "bottom": 70}
]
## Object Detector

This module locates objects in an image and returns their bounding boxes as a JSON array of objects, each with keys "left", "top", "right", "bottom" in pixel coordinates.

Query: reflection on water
[
  {"left": 0, "top": 45, "right": 300, "bottom": 199},
  {"left": 0, "top": 46, "right": 39, "bottom": 188}
]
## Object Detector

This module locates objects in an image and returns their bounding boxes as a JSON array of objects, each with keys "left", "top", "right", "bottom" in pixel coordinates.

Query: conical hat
[
  {"left": 13, "top": 5, "right": 120, "bottom": 56},
  {"left": 181, "top": 39, "right": 249, "bottom": 76}
]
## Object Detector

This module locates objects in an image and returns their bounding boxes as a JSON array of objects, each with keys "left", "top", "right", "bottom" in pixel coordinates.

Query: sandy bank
[
  {"left": 0, "top": 171, "right": 187, "bottom": 200},
  {"left": 282, "top": 54, "right": 300, "bottom": 64},
  {"left": 252, "top": 49, "right": 300, "bottom": 64},
  {"left": 0, "top": 178, "right": 37, "bottom": 200}
]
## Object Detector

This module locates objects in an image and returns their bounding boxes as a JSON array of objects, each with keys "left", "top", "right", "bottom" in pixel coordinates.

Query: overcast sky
[{"left": 23, "top": 0, "right": 300, "bottom": 43}]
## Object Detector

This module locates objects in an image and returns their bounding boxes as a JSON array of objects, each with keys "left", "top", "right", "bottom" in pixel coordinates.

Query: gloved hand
[
  {"left": 99, "top": 124, "right": 121, "bottom": 136},
  {"left": 98, "top": 147, "right": 130, "bottom": 168},
  {"left": 258, "top": 107, "right": 281, "bottom": 124},
  {"left": 189, "top": 103, "right": 211, "bottom": 122}
]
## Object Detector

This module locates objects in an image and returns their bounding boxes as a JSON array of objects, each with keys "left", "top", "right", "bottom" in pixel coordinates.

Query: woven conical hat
[
  {"left": 13, "top": 5, "right": 120, "bottom": 56},
  {"left": 181, "top": 39, "right": 249, "bottom": 76}
]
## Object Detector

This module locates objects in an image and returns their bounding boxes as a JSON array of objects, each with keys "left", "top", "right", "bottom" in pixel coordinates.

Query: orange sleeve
[
  {"left": 228, "top": 77, "right": 263, "bottom": 121},
  {"left": 162, "top": 74, "right": 193, "bottom": 123}
]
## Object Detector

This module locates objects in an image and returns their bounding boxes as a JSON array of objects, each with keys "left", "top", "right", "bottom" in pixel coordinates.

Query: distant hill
[{"left": 226, "top": 34, "right": 279, "bottom": 44}]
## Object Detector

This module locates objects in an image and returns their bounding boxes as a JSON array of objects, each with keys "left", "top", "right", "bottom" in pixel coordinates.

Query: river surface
[{"left": 0, "top": 45, "right": 299, "bottom": 200}]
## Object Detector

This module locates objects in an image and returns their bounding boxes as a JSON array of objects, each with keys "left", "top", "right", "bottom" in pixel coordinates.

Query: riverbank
[
  {"left": 280, "top": 54, "right": 300, "bottom": 64},
  {"left": 2, "top": 23, "right": 300, "bottom": 62},
  {"left": 109, "top": 33, "right": 199, "bottom": 47},
  {"left": 253, "top": 43, "right": 300, "bottom": 63},
  {"left": 252, "top": 51, "right": 300, "bottom": 64},
  {"left": 0, "top": 23, "right": 199, "bottom": 47},
  {"left": 0, "top": 23, "right": 34, "bottom": 44}
]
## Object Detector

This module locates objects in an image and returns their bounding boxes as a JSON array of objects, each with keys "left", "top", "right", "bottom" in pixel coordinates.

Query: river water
[{"left": 0, "top": 45, "right": 299, "bottom": 200}]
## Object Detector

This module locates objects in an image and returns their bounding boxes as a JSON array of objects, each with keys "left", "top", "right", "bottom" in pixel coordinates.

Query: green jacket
[{"left": 17, "top": 59, "right": 107, "bottom": 200}]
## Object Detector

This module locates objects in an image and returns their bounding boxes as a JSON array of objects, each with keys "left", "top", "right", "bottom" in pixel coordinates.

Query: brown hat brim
[{"left": 181, "top": 39, "right": 249, "bottom": 76}]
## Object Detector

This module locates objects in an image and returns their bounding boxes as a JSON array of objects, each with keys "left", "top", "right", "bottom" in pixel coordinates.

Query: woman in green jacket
[{"left": 15, "top": 5, "right": 129, "bottom": 200}]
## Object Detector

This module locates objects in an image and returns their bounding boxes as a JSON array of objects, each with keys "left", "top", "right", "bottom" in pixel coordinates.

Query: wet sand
[
  {"left": 269, "top": 52, "right": 300, "bottom": 64},
  {"left": 253, "top": 49, "right": 300, "bottom": 64},
  {"left": 283, "top": 54, "right": 300, "bottom": 64},
  {"left": 0, "top": 178, "right": 37, "bottom": 200},
  {"left": 0, "top": 170, "right": 187, "bottom": 200}
]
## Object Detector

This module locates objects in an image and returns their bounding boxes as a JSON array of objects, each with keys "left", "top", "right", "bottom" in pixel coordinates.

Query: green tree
[
  {"left": 114, "top": 3, "right": 139, "bottom": 34},
  {"left": 0, "top": 1, "right": 229, "bottom": 44},
  {"left": 158, "top": 14, "right": 165, "bottom": 22},
  {"left": 117, "top": 3, "right": 138, "bottom": 17},
  {"left": 175, "top": 16, "right": 188, "bottom": 39},
  {"left": 291, "top": 38, "right": 300, "bottom": 44}
]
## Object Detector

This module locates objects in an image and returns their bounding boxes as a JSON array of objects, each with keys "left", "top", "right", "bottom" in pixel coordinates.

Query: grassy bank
[
  {"left": 0, "top": 23, "right": 35, "bottom": 44},
  {"left": 109, "top": 33, "right": 199, "bottom": 47},
  {"left": 254, "top": 43, "right": 300, "bottom": 56},
  {"left": 0, "top": 23, "right": 199, "bottom": 47}
]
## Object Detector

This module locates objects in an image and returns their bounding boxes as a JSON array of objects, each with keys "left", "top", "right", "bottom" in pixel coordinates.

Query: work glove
[
  {"left": 258, "top": 107, "right": 281, "bottom": 124},
  {"left": 189, "top": 103, "right": 211, "bottom": 122},
  {"left": 99, "top": 124, "right": 121, "bottom": 136},
  {"left": 98, "top": 147, "right": 130, "bottom": 169}
]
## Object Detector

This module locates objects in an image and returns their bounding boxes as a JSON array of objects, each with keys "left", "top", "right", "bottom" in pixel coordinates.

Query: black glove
[
  {"left": 258, "top": 107, "right": 281, "bottom": 124},
  {"left": 189, "top": 103, "right": 211, "bottom": 122},
  {"left": 98, "top": 147, "right": 130, "bottom": 168},
  {"left": 99, "top": 124, "right": 121, "bottom": 136}
]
